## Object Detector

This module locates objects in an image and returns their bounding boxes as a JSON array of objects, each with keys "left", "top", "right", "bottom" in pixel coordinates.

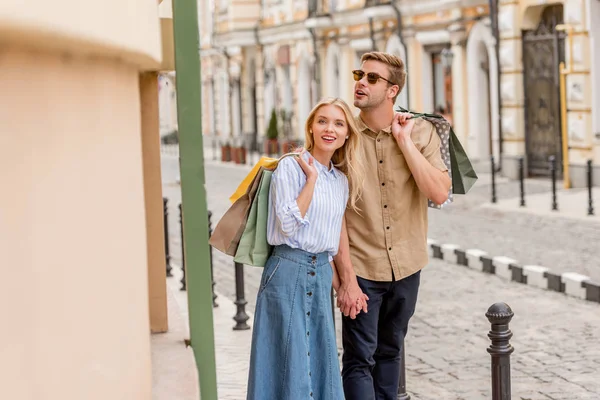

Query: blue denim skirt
[{"left": 247, "top": 245, "right": 344, "bottom": 400}]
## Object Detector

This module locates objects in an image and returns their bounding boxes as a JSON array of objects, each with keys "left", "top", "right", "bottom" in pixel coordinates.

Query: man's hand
[
  {"left": 391, "top": 112, "right": 415, "bottom": 146},
  {"left": 336, "top": 279, "right": 368, "bottom": 319}
]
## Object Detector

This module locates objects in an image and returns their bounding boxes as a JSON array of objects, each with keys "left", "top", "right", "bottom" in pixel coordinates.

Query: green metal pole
[{"left": 171, "top": 1, "right": 218, "bottom": 399}]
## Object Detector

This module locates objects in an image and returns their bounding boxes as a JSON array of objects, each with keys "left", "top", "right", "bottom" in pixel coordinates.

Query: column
[
  {"left": 449, "top": 24, "right": 469, "bottom": 145},
  {"left": 140, "top": 72, "right": 169, "bottom": 333}
]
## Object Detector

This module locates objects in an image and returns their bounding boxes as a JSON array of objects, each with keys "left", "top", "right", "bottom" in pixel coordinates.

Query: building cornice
[
  {"left": 258, "top": 21, "right": 312, "bottom": 44},
  {"left": 213, "top": 28, "right": 259, "bottom": 48}
]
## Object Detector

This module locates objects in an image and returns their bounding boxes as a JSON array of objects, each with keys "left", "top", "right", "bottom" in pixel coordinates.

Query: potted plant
[
  {"left": 265, "top": 108, "right": 279, "bottom": 156},
  {"left": 221, "top": 141, "right": 232, "bottom": 162}
]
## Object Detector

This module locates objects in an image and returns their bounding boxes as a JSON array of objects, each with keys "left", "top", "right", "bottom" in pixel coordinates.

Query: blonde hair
[
  {"left": 303, "top": 98, "right": 365, "bottom": 212},
  {"left": 361, "top": 51, "right": 407, "bottom": 103}
]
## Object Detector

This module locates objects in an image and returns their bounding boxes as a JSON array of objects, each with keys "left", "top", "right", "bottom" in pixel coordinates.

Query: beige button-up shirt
[{"left": 346, "top": 115, "right": 448, "bottom": 282}]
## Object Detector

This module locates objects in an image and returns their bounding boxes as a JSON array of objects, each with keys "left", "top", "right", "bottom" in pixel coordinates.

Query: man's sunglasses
[{"left": 352, "top": 70, "right": 397, "bottom": 86}]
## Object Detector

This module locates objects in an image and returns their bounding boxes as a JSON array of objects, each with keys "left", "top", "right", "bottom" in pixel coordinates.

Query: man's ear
[{"left": 388, "top": 85, "right": 399, "bottom": 100}]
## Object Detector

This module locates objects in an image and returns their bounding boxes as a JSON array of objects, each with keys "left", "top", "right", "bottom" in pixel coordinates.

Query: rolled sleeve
[{"left": 271, "top": 158, "right": 310, "bottom": 237}]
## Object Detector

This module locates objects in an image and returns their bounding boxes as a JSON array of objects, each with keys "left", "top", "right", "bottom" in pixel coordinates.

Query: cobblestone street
[{"left": 162, "top": 151, "right": 600, "bottom": 399}]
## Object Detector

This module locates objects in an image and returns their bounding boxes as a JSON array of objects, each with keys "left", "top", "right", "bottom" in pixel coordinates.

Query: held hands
[
  {"left": 336, "top": 280, "right": 369, "bottom": 319},
  {"left": 391, "top": 112, "right": 416, "bottom": 146},
  {"left": 295, "top": 150, "right": 318, "bottom": 183}
]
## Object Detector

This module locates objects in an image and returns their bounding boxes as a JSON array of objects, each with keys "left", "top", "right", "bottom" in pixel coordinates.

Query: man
[{"left": 332, "top": 52, "right": 451, "bottom": 400}]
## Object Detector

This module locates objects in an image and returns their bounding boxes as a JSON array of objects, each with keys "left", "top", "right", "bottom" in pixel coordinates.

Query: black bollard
[
  {"left": 208, "top": 211, "right": 218, "bottom": 307},
  {"left": 212, "top": 136, "right": 217, "bottom": 161},
  {"left": 587, "top": 160, "right": 594, "bottom": 216},
  {"left": 397, "top": 340, "right": 410, "bottom": 400},
  {"left": 163, "top": 197, "right": 173, "bottom": 277},
  {"left": 518, "top": 157, "right": 526, "bottom": 207},
  {"left": 491, "top": 155, "right": 497, "bottom": 203},
  {"left": 233, "top": 262, "right": 250, "bottom": 330},
  {"left": 179, "top": 203, "right": 186, "bottom": 291},
  {"left": 486, "top": 302, "right": 514, "bottom": 400},
  {"left": 549, "top": 156, "right": 558, "bottom": 211}
]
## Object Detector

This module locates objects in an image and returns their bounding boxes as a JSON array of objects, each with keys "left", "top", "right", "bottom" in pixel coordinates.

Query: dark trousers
[{"left": 341, "top": 271, "right": 421, "bottom": 400}]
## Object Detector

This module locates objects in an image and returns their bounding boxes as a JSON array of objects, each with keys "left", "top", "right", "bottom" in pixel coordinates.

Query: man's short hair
[{"left": 361, "top": 52, "right": 407, "bottom": 102}]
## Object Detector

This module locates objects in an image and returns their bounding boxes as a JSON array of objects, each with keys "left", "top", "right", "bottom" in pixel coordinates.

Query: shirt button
[
  {"left": 307, "top": 331, "right": 310, "bottom": 336},
  {"left": 389, "top": 247, "right": 392, "bottom": 251},
  {"left": 310, "top": 271, "right": 315, "bottom": 276},
  {"left": 381, "top": 182, "right": 385, "bottom": 186},
  {"left": 384, "top": 205, "right": 388, "bottom": 208},
  {"left": 380, "top": 160, "right": 383, "bottom": 164},
  {"left": 307, "top": 292, "right": 313, "bottom": 296},
  {"left": 310, "top": 393, "right": 313, "bottom": 397},
  {"left": 387, "top": 226, "right": 390, "bottom": 230},
  {"left": 308, "top": 352, "right": 310, "bottom": 356},
  {"left": 377, "top": 139, "right": 381, "bottom": 142},
  {"left": 307, "top": 311, "right": 310, "bottom": 316}
]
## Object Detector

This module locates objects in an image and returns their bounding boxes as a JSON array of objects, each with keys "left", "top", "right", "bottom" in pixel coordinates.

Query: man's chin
[{"left": 353, "top": 98, "right": 366, "bottom": 108}]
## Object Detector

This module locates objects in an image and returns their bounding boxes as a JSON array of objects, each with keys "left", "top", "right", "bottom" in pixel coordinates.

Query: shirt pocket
[{"left": 388, "top": 149, "right": 410, "bottom": 184}]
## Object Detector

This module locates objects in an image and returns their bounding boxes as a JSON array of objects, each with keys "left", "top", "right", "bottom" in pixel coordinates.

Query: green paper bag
[
  {"left": 449, "top": 129, "right": 478, "bottom": 194},
  {"left": 233, "top": 169, "right": 273, "bottom": 267}
]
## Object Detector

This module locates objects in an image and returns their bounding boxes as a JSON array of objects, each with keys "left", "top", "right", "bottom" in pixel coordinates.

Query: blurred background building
[{"left": 194, "top": 0, "right": 600, "bottom": 186}]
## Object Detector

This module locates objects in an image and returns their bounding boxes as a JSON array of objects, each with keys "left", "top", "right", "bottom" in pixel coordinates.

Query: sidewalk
[
  {"left": 156, "top": 151, "right": 600, "bottom": 399},
  {"left": 151, "top": 262, "right": 252, "bottom": 400}
]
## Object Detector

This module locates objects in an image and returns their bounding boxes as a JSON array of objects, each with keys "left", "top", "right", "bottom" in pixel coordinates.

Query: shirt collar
[{"left": 356, "top": 114, "right": 392, "bottom": 134}]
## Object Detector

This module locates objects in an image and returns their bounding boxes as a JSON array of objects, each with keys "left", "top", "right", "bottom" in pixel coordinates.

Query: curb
[{"left": 427, "top": 238, "right": 600, "bottom": 304}]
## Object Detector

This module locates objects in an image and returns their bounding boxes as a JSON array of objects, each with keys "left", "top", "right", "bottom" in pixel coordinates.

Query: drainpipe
[
  {"left": 309, "top": 27, "right": 322, "bottom": 100},
  {"left": 253, "top": 24, "right": 262, "bottom": 150},
  {"left": 369, "top": 17, "right": 377, "bottom": 50},
  {"left": 391, "top": 2, "right": 410, "bottom": 107},
  {"left": 489, "top": 0, "right": 503, "bottom": 171}
]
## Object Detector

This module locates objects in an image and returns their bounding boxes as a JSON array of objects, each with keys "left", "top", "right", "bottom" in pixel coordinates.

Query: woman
[{"left": 247, "top": 98, "right": 366, "bottom": 400}]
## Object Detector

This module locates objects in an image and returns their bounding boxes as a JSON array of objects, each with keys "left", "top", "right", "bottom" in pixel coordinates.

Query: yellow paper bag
[{"left": 229, "top": 153, "right": 299, "bottom": 203}]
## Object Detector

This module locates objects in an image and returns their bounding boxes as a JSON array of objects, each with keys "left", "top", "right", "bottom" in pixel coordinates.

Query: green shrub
[{"left": 266, "top": 109, "right": 279, "bottom": 140}]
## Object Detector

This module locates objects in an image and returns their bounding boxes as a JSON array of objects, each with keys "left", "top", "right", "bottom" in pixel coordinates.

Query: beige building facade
[
  {"left": 201, "top": 0, "right": 600, "bottom": 186},
  {"left": 1, "top": 0, "right": 178, "bottom": 398}
]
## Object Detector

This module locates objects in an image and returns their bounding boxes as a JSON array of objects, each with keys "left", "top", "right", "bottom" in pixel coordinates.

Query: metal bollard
[
  {"left": 163, "top": 197, "right": 173, "bottom": 277},
  {"left": 491, "top": 156, "right": 497, "bottom": 203},
  {"left": 549, "top": 156, "right": 558, "bottom": 211},
  {"left": 233, "top": 262, "right": 250, "bottom": 330},
  {"left": 179, "top": 203, "right": 186, "bottom": 291},
  {"left": 486, "top": 302, "right": 514, "bottom": 400},
  {"left": 587, "top": 160, "right": 594, "bottom": 216},
  {"left": 212, "top": 136, "right": 217, "bottom": 161},
  {"left": 397, "top": 340, "right": 410, "bottom": 400},
  {"left": 518, "top": 157, "right": 526, "bottom": 207},
  {"left": 208, "top": 211, "right": 218, "bottom": 307}
]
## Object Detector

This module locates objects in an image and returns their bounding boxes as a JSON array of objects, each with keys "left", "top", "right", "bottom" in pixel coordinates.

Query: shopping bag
[
  {"left": 229, "top": 156, "right": 279, "bottom": 203},
  {"left": 395, "top": 107, "right": 478, "bottom": 207},
  {"left": 209, "top": 167, "right": 266, "bottom": 256},
  {"left": 233, "top": 169, "right": 273, "bottom": 267},
  {"left": 449, "top": 130, "right": 478, "bottom": 194},
  {"left": 229, "top": 153, "right": 300, "bottom": 203}
]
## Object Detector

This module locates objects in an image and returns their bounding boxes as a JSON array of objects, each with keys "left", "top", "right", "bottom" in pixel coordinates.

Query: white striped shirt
[{"left": 267, "top": 152, "right": 349, "bottom": 259}]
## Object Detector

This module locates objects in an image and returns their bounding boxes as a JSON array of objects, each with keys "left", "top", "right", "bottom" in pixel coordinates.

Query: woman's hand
[{"left": 295, "top": 150, "right": 319, "bottom": 183}]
